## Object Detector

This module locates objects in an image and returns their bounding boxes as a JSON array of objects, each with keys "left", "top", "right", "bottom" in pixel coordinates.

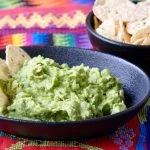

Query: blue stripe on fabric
[
  {"left": 136, "top": 124, "right": 147, "bottom": 150},
  {"left": 32, "top": 33, "right": 52, "bottom": 45},
  {"left": 72, "top": 0, "right": 94, "bottom": 5},
  {"left": 146, "top": 106, "right": 150, "bottom": 150}
]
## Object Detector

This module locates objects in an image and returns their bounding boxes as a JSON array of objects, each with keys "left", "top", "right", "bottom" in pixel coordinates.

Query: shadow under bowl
[{"left": 0, "top": 46, "right": 149, "bottom": 140}]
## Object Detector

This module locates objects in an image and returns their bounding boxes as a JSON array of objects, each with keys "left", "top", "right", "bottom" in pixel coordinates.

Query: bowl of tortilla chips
[{"left": 86, "top": 0, "right": 150, "bottom": 73}]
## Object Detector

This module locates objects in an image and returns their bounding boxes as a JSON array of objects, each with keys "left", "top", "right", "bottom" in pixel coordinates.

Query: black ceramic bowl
[
  {"left": 86, "top": 11, "right": 150, "bottom": 74},
  {"left": 0, "top": 46, "right": 149, "bottom": 140}
]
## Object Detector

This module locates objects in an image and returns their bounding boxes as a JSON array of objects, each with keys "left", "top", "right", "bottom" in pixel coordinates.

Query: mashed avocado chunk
[{"left": 1, "top": 55, "right": 126, "bottom": 121}]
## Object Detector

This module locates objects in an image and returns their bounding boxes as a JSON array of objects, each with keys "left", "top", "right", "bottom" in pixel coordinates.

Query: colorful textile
[{"left": 0, "top": 0, "right": 149, "bottom": 150}]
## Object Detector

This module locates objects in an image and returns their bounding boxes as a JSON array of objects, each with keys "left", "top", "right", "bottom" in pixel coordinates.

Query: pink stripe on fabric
[{"left": 0, "top": 6, "right": 92, "bottom": 17}]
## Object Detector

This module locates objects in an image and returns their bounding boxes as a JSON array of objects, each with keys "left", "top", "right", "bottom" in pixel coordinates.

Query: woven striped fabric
[{"left": 0, "top": 0, "right": 149, "bottom": 150}]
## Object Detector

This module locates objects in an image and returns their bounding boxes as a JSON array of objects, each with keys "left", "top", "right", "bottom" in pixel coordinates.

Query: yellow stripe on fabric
[
  {"left": 12, "top": 34, "right": 25, "bottom": 46},
  {"left": 6, "top": 141, "right": 24, "bottom": 150},
  {"left": 6, "top": 140, "right": 102, "bottom": 150}
]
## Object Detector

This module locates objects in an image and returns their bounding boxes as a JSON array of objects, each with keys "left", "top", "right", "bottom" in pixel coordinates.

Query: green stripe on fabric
[
  {"left": 53, "top": 34, "right": 75, "bottom": 47},
  {"left": 138, "top": 106, "right": 147, "bottom": 124}
]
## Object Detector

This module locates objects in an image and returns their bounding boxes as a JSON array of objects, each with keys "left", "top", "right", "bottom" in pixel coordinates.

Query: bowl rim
[
  {"left": 0, "top": 45, "right": 149, "bottom": 125},
  {"left": 86, "top": 11, "right": 150, "bottom": 49}
]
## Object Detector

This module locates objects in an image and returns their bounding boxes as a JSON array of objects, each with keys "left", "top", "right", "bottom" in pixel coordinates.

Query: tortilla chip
[
  {"left": 116, "top": 21, "right": 124, "bottom": 42},
  {"left": 142, "top": 35, "right": 150, "bottom": 45},
  {"left": 96, "top": 18, "right": 117, "bottom": 40},
  {"left": 94, "top": 0, "right": 105, "bottom": 5},
  {"left": 93, "top": 4, "right": 108, "bottom": 22},
  {"left": 131, "top": 26, "right": 150, "bottom": 43},
  {"left": 117, "top": 21, "right": 131, "bottom": 43},
  {"left": 0, "top": 59, "right": 10, "bottom": 80},
  {"left": 132, "top": 37, "right": 145, "bottom": 45},
  {"left": 93, "top": 0, "right": 136, "bottom": 22},
  {"left": 127, "top": 17, "right": 150, "bottom": 35},
  {"left": 137, "top": 0, "right": 150, "bottom": 10},
  {"left": 123, "top": 23, "right": 131, "bottom": 43},
  {"left": 6, "top": 44, "right": 31, "bottom": 75},
  {"left": 93, "top": 16, "right": 101, "bottom": 29}
]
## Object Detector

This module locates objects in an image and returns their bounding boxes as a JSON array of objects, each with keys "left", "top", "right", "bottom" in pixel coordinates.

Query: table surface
[{"left": 0, "top": 0, "right": 149, "bottom": 150}]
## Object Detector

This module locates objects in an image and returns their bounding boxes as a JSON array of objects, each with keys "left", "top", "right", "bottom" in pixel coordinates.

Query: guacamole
[{"left": 0, "top": 56, "right": 126, "bottom": 121}]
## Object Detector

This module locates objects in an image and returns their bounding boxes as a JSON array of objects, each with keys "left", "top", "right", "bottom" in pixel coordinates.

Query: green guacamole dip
[{"left": 1, "top": 56, "right": 126, "bottom": 121}]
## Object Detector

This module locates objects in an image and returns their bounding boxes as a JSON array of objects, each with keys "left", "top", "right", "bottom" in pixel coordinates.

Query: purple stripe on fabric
[
  {"left": 0, "top": 27, "right": 87, "bottom": 36},
  {"left": 75, "top": 33, "right": 92, "bottom": 49}
]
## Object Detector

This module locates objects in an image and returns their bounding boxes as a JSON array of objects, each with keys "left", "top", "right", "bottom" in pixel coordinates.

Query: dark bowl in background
[
  {"left": 86, "top": 11, "right": 150, "bottom": 74},
  {"left": 0, "top": 46, "right": 149, "bottom": 140}
]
